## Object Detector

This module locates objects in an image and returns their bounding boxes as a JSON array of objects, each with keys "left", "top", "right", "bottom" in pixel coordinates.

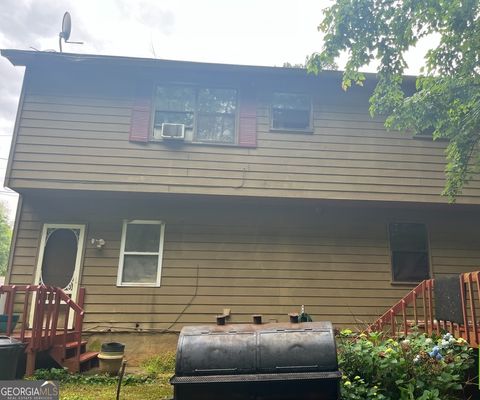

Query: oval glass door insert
[{"left": 41, "top": 228, "right": 79, "bottom": 291}]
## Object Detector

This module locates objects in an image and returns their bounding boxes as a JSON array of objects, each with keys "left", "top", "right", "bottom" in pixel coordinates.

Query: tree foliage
[
  {"left": 0, "top": 202, "right": 12, "bottom": 277},
  {"left": 307, "top": 0, "right": 480, "bottom": 200}
]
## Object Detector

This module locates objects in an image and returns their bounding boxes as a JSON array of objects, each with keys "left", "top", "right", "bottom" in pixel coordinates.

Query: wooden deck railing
[
  {"left": 460, "top": 272, "right": 480, "bottom": 347},
  {"left": 369, "top": 279, "right": 435, "bottom": 337},
  {"left": 370, "top": 272, "right": 480, "bottom": 348},
  {"left": 0, "top": 284, "right": 85, "bottom": 374}
]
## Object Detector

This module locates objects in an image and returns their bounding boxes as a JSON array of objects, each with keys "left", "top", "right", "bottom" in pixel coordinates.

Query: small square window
[
  {"left": 271, "top": 92, "right": 312, "bottom": 131},
  {"left": 389, "top": 223, "right": 430, "bottom": 283},
  {"left": 117, "top": 220, "right": 165, "bottom": 287}
]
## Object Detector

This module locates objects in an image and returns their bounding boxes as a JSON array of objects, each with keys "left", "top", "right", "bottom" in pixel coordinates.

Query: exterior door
[{"left": 31, "top": 224, "right": 86, "bottom": 327}]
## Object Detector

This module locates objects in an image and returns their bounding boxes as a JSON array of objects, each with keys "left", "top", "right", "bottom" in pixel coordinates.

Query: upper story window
[
  {"left": 388, "top": 223, "right": 430, "bottom": 283},
  {"left": 154, "top": 85, "right": 237, "bottom": 144},
  {"left": 271, "top": 92, "right": 312, "bottom": 131}
]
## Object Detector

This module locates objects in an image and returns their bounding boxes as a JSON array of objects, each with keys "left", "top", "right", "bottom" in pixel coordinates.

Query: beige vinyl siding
[
  {"left": 7, "top": 193, "right": 480, "bottom": 331},
  {"left": 6, "top": 67, "right": 480, "bottom": 205}
]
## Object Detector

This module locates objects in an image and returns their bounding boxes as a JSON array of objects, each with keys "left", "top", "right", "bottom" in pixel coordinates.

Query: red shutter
[
  {"left": 238, "top": 90, "right": 257, "bottom": 147},
  {"left": 129, "top": 86, "right": 152, "bottom": 143}
]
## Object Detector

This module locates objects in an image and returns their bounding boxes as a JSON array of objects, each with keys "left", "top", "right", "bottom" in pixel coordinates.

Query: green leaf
[{"left": 307, "top": 0, "right": 480, "bottom": 200}]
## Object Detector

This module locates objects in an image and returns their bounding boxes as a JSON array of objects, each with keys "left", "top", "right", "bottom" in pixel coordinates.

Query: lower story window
[
  {"left": 389, "top": 223, "right": 430, "bottom": 283},
  {"left": 117, "top": 220, "right": 165, "bottom": 287}
]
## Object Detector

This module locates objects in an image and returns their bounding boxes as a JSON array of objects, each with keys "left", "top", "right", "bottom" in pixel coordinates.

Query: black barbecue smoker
[{"left": 170, "top": 318, "right": 341, "bottom": 400}]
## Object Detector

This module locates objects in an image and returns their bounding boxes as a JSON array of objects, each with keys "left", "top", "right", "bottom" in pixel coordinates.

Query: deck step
[
  {"left": 79, "top": 351, "right": 99, "bottom": 364},
  {"left": 65, "top": 340, "right": 87, "bottom": 349}
]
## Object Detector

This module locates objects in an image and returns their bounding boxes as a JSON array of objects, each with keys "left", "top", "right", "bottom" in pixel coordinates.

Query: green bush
[
  {"left": 141, "top": 351, "right": 176, "bottom": 376},
  {"left": 338, "top": 330, "right": 474, "bottom": 400}
]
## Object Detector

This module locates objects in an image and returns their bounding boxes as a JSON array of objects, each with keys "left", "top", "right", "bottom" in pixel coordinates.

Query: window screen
[{"left": 389, "top": 223, "right": 430, "bottom": 283}]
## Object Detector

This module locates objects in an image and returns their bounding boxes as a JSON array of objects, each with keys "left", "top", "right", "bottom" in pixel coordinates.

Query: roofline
[{"left": 0, "top": 49, "right": 417, "bottom": 83}]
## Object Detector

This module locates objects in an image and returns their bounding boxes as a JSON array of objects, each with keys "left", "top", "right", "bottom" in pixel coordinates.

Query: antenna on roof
[{"left": 59, "top": 12, "right": 83, "bottom": 52}]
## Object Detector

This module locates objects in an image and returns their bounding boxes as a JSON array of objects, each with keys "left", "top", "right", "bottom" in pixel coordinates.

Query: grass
[
  {"left": 32, "top": 352, "right": 177, "bottom": 400},
  {"left": 141, "top": 351, "right": 176, "bottom": 375},
  {"left": 60, "top": 374, "right": 173, "bottom": 400}
]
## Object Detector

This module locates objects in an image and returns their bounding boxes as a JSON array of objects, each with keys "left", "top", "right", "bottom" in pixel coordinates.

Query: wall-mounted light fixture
[{"left": 90, "top": 238, "right": 106, "bottom": 249}]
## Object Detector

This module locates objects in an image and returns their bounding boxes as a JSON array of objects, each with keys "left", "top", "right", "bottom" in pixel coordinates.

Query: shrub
[{"left": 338, "top": 330, "right": 474, "bottom": 400}]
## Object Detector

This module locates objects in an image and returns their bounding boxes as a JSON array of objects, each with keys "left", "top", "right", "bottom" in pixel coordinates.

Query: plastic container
[
  {"left": 0, "top": 336, "right": 25, "bottom": 380},
  {"left": 0, "top": 314, "right": 19, "bottom": 333},
  {"left": 101, "top": 342, "right": 125, "bottom": 353},
  {"left": 98, "top": 342, "right": 125, "bottom": 375}
]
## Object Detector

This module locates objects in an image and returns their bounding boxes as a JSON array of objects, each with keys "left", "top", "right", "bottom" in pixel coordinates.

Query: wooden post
[
  {"left": 467, "top": 274, "right": 478, "bottom": 346},
  {"left": 20, "top": 287, "right": 32, "bottom": 342},
  {"left": 25, "top": 350, "right": 36, "bottom": 377},
  {"left": 427, "top": 281, "right": 434, "bottom": 335},
  {"left": 422, "top": 281, "right": 428, "bottom": 334},
  {"left": 413, "top": 290, "right": 418, "bottom": 327},
  {"left": 401, "top": 300, "right": 407, "bottom": 336},
  {"left": 460, "top": 274, "right": 469, "bottom": 343}
]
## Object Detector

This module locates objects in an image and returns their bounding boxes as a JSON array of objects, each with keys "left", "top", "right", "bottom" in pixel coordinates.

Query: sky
[{"left": 0, "top": 0, "right": 431, "bottom": 222}]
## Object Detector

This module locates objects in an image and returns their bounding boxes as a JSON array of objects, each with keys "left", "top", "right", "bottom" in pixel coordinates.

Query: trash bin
[
  {"left": 101, "top": 342, "right": 125, "bottom": 353},
  {"left": 0, "top": 336, "right": 25, "bottom": 380},
  {"left": 98, "top": 342, "right": 125, "bottom": 375},
  {"left": 0, "top": 315, "right": 19, "bottom": 333}
]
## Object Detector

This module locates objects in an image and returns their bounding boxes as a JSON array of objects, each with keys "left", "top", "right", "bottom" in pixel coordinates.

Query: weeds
[
  {"left": 32, "top": 368, "right": 154, "bottom": 385},
  {"left": 141, "top": 351, "right": 176, "bottom": 376}
]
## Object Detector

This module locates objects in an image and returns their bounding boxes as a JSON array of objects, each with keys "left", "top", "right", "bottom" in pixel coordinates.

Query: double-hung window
[
  {"left": 271, "top": 92, "right": 312, "bottom": 131},
  {"left": 154, "top": 85, "right": 237, "bottom": 144},
  {"left": 117, "top": 220, "right": 165, "bottom": 287},
  {"left": 388, "top": 223, "right": 430, "bottom": 283}
]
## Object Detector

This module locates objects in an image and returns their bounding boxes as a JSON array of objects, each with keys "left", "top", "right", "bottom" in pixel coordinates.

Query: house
[{"left": 1, "top": 49, "right": 480, "bottom": 364}]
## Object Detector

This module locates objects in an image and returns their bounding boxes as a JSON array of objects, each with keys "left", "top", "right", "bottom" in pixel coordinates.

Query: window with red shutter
[{"left": 129, "top": 84, "right": 257, "bottom": 147}]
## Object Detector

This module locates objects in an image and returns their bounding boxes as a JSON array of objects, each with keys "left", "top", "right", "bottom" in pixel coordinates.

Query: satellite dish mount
[{"left": 59, "top": 12, "right": 83, "bottom": 52}]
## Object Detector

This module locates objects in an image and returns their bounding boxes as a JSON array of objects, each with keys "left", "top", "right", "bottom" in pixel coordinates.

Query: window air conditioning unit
[{"left": 161, "top": 123, "right": 185, "bottom": 140}]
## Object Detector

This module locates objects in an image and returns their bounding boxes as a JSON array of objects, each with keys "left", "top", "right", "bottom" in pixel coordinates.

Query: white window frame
[{"left": 117, "top": 220, "right": 165, "bottom": 287}]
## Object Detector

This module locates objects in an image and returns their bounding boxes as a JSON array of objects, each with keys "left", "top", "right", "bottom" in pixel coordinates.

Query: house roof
[{"left": 1, "top": 49, "right": 417, "bottom": 84}]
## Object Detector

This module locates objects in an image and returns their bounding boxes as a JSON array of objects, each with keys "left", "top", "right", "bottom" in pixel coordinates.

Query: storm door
[{"left": 31, "top": 224, "right": 86, "bottom": 327}]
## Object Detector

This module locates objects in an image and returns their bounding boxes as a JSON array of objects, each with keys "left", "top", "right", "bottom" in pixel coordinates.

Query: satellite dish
[
  {"left": 58, "top": 11, "right": 83, "bottom": 52},
  {"left": 61, "top": 12, "right": 71, "bottom": 41}
]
